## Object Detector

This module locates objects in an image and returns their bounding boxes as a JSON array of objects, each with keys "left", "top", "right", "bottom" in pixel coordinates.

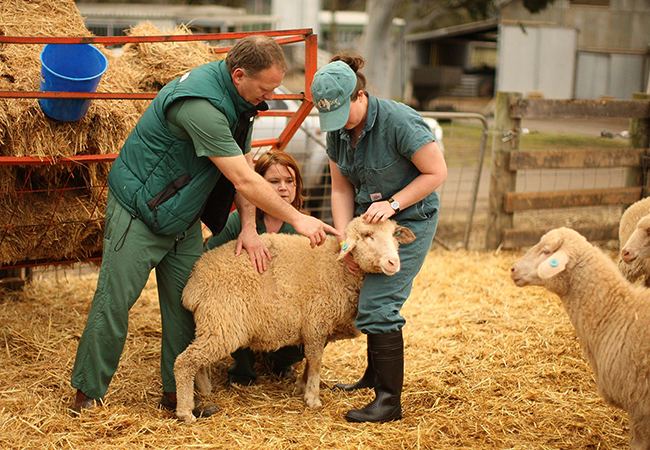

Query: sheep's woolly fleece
[
  {"left": 618, "top": 196, "right": 650, "bottom": 285},
  {"left": 0, "top": 248, "right": 628, "bottom": 450}
]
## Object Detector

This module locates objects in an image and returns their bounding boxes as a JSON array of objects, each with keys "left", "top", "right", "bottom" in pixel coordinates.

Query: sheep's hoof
[
  {"left": 176, "top": 409, "right": 196, "bottom": 423},
  {"left": 305, "top": 396, "right": 322, "bottom": 409}
]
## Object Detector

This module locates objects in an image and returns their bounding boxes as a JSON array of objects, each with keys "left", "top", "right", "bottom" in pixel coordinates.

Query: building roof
[
  {"left": 405, "top": 18, "right": 498, "bottom": 42},
  {"left": 318, "top": 10, "right": 405, "bottom": 27},
  {"left": 76, "top": 3, "right": 277, "bottom": 27}
]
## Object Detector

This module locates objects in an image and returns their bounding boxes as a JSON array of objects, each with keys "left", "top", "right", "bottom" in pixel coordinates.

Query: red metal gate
[{"left": 0, "top": 29, "right": 318, "bottom": 270}]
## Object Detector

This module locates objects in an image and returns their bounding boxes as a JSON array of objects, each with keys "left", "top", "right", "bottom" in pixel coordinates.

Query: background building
[
  {"left": 77, "top": 3, "right": 276, "bottom": 37},
  {"left": 405, "top": 0, "right": 650, "bottom": 104}
]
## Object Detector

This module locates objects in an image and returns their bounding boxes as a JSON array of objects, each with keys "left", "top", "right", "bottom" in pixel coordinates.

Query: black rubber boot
[
  {"left": 334, "top": 340, "right": 376, "bottom": 391},
  {"left": 345, "top": 330, "right": 403, "bottom": 423}
]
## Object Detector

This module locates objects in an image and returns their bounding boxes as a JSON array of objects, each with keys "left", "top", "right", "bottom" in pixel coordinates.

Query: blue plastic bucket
[{"left": 39, "top": 44, "right": 108, "bottom": 122}]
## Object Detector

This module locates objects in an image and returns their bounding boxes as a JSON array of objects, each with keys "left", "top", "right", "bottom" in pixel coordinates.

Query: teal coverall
[{"left": 325, "top": 94, "right": 440, "bottom": 334}]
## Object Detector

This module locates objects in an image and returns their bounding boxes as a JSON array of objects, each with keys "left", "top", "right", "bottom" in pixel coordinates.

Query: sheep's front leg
[
  {"left": 194, "top": 366, "right": 212, "bottom": 396},
  {"left": 629, "top": 413, "right": 650, "bottom": 450},
  {"left": 296, "top": 361, "right": 309, "bottom": 395},
  {"left": 301, "top": 341, "right": 325, "bottom": 408}
]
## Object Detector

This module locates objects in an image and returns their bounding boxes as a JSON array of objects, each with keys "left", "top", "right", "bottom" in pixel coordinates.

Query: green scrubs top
[
  {"left": 166, "top": 97, "right": 253, "bottom": 158},
  {"left": 326, "top": 94, "right": 439, "bottom": 222}
]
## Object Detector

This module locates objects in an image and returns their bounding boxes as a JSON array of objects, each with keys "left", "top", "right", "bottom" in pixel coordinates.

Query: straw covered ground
[{"left": 0, "top": 249, "right": 629, "bottom": 449}]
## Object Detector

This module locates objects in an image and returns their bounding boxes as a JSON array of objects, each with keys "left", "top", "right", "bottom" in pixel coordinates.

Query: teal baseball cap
[{"left": 311, "top": 61, "right": 357, "bottom": 132}]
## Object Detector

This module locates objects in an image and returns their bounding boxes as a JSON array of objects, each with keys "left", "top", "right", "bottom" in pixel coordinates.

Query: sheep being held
[
  {"left": 174, "top": 217, "right": 416, "bottom": 423},
  {"left": 510, "top": 227, "right": 650, "bottom": 450},
  {"left": 619, "top": 197, "right": 650, "bottom": 286}
]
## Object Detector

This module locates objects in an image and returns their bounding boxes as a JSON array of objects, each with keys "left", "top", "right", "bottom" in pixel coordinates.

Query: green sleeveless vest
[{"left": 108, "top": 60, "right": 254, "bottom": 236}]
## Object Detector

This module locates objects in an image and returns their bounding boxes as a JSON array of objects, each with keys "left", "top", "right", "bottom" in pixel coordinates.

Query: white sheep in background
[
  {"left": 174, "top": 217, "right": 416, "bottom": 423},
  {"left": 619, "top": 197, "right": 650, "bottom": 286},
  {"left": 510, "top": 227, "right": 650, "bottom": 450}
]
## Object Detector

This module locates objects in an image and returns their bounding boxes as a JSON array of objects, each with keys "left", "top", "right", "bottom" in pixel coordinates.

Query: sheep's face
[
  {"left": 620, "top": 214, "right": 650, "bottom": 264},
  {"left": 338, "top": 218, "right": 415, "bottom": 275},
  {"left": 510, "top": 228, "right": 585, "bottom": 289}
]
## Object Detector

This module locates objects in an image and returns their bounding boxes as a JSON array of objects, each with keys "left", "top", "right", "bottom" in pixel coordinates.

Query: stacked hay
[
  {"left": 0, "top": 1, "right": 223, "bottom": 265},
  {"left": 121, "top": 21, "right": 223, "bottom": 91}
]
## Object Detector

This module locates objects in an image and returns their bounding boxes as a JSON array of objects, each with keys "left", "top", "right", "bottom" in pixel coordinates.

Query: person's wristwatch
[{"left": 387, "top": 197, "right": 400, "bottom": 214}]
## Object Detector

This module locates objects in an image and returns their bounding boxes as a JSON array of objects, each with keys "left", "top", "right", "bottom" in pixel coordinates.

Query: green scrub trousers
[{"left": 71, "top": 191, "right": 201, "bottom": 399}]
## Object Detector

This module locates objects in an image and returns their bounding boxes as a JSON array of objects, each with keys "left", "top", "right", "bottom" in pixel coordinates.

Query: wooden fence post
[
  {"left": 630, "top": 92, "right": 650, "bottom": 197},
  {"left": 486, "top": 91, "right": 521, "bottom": 251}
]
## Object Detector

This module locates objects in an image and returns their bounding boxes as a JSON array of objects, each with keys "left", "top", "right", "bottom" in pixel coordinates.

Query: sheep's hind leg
[{"left": 174, "top": 341, "right": 217, "bottom": 423}]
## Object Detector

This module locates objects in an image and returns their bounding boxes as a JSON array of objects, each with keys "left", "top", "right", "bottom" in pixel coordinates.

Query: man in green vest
[{"left": 70, "top": 35, "right": 338, "bottom": 418}]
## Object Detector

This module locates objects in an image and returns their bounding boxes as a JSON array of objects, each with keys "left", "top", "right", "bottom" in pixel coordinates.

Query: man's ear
[
  {"left": 232, "top": 67, "right": 245, "bottom": 86},
  {"left": 337, "top": 238, "right": 357, "bottom": 260},
  {"left": 537, "top": 250, "right": 569, "bottom": 279},
  {"left": 395, "top": 226, "right": 416, "bottom": 244}
]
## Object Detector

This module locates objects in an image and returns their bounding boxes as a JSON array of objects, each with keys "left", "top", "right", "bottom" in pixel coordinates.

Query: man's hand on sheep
[{"left": 292, "top": 213, "right": 339, "bottom": 248}]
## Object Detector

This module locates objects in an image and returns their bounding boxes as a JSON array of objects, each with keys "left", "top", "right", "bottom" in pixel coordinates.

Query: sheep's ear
[
  {"left": 395, "top": 226, "right": 416, "bottom": 244},
  {"left": 537, "top": 250, "right": 569, "bottom": 279},
  {"left": 337, "top": 238, "right": 357, "bottom": 260}
]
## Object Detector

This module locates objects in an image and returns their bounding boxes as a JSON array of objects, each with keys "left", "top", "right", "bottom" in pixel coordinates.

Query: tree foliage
[{"left": 522, "top": 0, "right": 558, "bottom": 14}]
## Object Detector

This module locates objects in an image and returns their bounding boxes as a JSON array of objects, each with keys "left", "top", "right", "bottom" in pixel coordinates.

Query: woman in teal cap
[
  {"left": 311, "top": 53, "right": 448, "bottom": 423},
  {"left": 204, "top": 149, "right": 305, "bottom": 385}
]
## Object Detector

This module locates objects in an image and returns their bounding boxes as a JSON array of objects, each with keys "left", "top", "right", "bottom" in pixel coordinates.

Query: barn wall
[
  {"left": 498, "top": 0, "right": 650, "bottom": 99},
  {"left": 497, "top": 25, "right": 577, "bottom": 99}
]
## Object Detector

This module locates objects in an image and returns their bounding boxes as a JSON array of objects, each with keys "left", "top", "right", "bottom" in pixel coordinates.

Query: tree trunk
[{"left": 359, "top": 0, "right": 401, "bottom": 100}]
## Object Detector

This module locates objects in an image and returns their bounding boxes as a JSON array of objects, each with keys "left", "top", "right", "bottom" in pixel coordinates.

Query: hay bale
[
  {"left": 0, "top": 0, "right": 142, "bottom": 160},
  {"left": 0, "top": 2, "right": 223, "bottom": 265},
  {"left": 0, "top": 189, "right": 105, "bottom": 265},
  {"left": 121, "top": 21, "right": 224, "bottom": 91}
]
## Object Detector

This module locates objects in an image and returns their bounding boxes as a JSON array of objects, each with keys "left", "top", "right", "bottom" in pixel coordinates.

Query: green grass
[{"left": 439, "top": 122, "right": 631, "bottom": 166}]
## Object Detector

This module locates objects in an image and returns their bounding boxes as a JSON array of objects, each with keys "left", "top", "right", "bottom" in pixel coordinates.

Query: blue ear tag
[
  {"left": 396, "top": 230, "right": 402, "bottom": 236},
  {"left": 341, "top": 242, "right": 349, "bottom": 251},
  {"left": 549, "top": 258, "right": 559, "bottom": 267}
]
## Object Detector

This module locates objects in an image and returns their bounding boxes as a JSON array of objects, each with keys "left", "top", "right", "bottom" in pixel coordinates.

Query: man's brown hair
[{"left": 226, "top": 35, "right": 287, "bottom": 77}]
